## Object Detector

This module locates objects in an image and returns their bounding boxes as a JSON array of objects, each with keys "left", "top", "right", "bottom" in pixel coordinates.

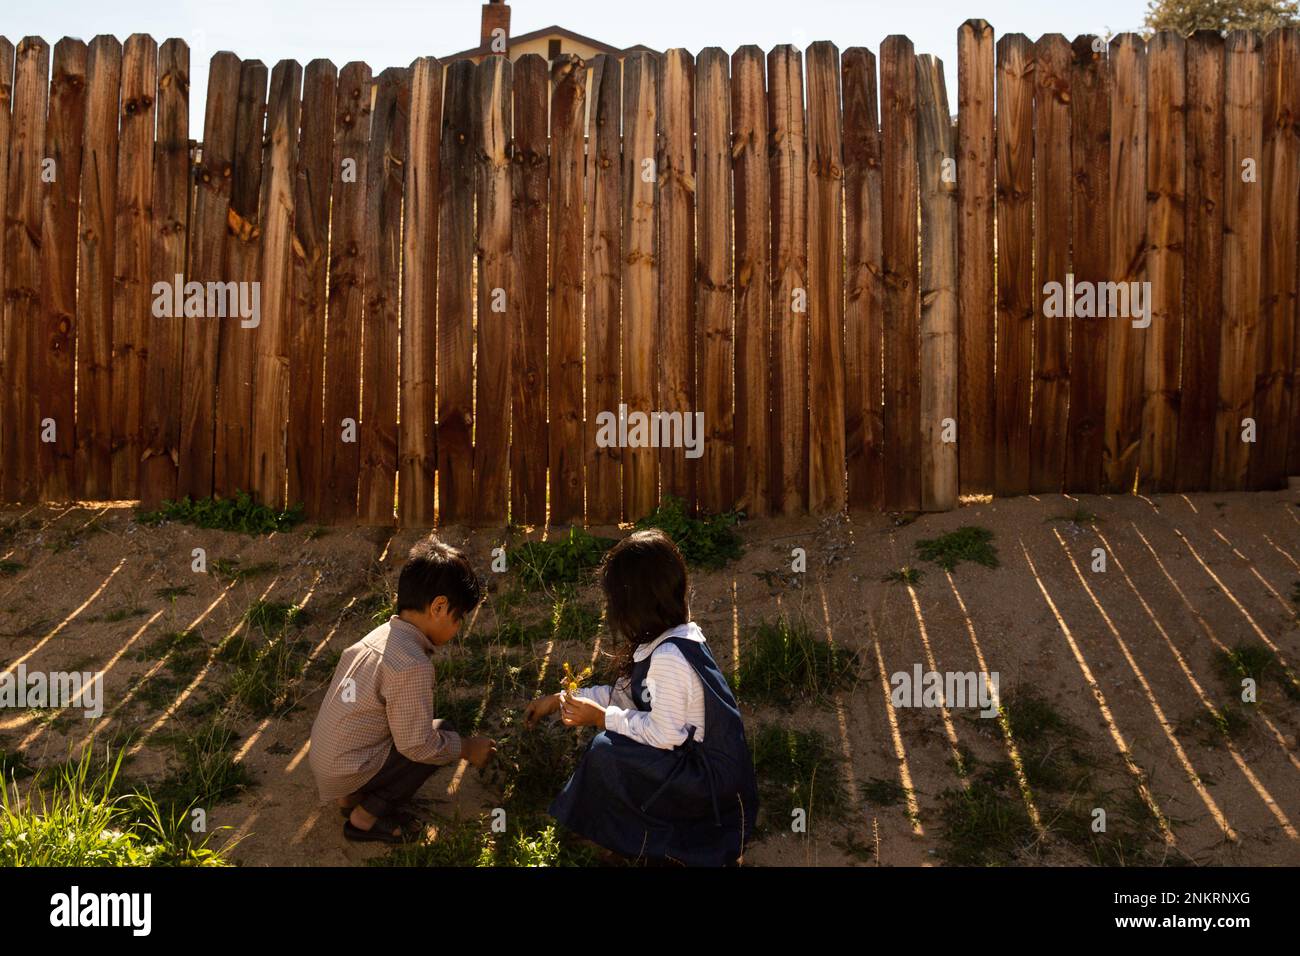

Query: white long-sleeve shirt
[{"left": 574, "top": 622, "right": 708, "bottom": 749}]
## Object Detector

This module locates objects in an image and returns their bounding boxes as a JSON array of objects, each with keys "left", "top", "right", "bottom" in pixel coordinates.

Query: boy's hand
[
  {"left": 560, "top": 691, "right": 606, "bottom": 730},
  {"left": 523, "top": 693, "right": 561, "bottom": 730},
  {"left": 461, "top": 735, "right": 497, "bottom": 768}
]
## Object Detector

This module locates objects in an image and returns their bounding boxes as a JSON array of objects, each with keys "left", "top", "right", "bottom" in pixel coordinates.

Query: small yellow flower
[{"left": 561, "top": 661, "right": 593, "bottom": 694}]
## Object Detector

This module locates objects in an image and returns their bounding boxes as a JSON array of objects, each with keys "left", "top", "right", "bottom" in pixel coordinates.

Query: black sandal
[
  {"left": 343, "top": 815, "right": 422, "bottom": 844},
  {"left": 340, "top": 807, "right": 419, "bottom": 825}
]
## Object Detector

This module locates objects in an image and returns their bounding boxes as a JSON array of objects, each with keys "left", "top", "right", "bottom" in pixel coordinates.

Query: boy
[{"left": 310, "top": 535, "right": 496, "bottom": 843}]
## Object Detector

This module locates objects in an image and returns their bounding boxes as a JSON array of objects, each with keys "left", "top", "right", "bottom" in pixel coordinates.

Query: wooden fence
[{"left": 1, "top": 23, "right": 1298, "bottom": 527}]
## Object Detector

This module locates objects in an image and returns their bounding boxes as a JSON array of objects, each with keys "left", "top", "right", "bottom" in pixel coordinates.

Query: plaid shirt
[{"left": 309, "top": 616, "right": 463, "bottom": 802}]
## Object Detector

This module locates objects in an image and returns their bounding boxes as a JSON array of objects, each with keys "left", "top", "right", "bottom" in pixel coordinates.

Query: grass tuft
[
  {"left": 511, "top": 527, "right": 615, "bottom": 591},
  {"left": 735, "top": 618, "right": 858, "bottom": 709},
  {"left": 915, "top": 526, "right": 999, "bottom": 572},
  {"left": 750, "top": 724, "right": 847, "bottom": 832},
  {"left": 634, "top": 495, "right": 744, "bottom": 569},
  {"left": 137, "top": 491, "right": 304, "bottom": 535}
]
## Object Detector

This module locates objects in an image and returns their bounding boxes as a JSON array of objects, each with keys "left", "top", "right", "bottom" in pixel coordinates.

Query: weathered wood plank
[
  {"left": 214, "top": 58, "right": 266, "bottom": 497},
  {"left": 108, "top": 34, "right": 156, "bottom": 500},
  {"left": 916, "top": 53, "right": 958, "bottom": 512},
  {"left": 1252, "top": 27, "right": 1299, "bottom": 489},
  {"left": 471, "top": 57, "right": 510, "bottom": 526},
  {"left": 178, "top": 50, "right": 237, "bottom": 500},
  {"left": 1214, "top": 31, "right": 1261, "bottom": 491},
  {"left": 658, "top": 49, "right": 695, "bottom": 511},
  {"left": 696, "top": 47, "right": 733, "bottom": 515},
  {"left": 993, "top": 33, "right": 1033, "bottom": 499},
  {"left": 435, "top": 60, "right": 474, "bottom": 524},
  {"left": 1177, "top": 32, "right": 1223, "bottom": 492},
  {"left": 733, "top": 46, "right": 769, "bottom": 515},
  {"left": 322, "top": 60, "right": 370, "bottom": 521},
  {"left": 357, "top": 66, "right": 406, "bottom": 525},
  {"left": 2, "top": 37, "right": 50, "bottom": 503},
  {"left": 1141, "top": 32, "right": 1186, "bottom": 494},
  {"left": 38, "top": 38, "right": 88, "bottom": 502},
  {"left": 842, "top": 46, "right": 883, "bottom": 511},
  {"left": 1030, "top": 34, "right": 1072, "bottom": 495},
  {"left": 250, "top": 59, "right": 302, "bottom": 510},
  {"left": 584, "top": 54, "right": 621, "bottom": 524},
  {"left": 956, "top": 20, "right": 996, "bottom": 496},
  {"left": 289, "top": 58, "right": 337, "bottom": 515},
  {"left": 398, "top": 56, "right": 438, "bottom": 527},
  {"left": 768, "top": 44, "right": 808, "bottom": 514},
  {"left": 509, "top": 54, "right": 547, "bottom": 526},
  {"left": 621, "top": 53, "right": 658, "bottom": 521},
  {"left": 1065, "top": 36, "right": 1110, "bottom": 494},
  {"left": 1103, "top": 33, "right": 1147, "bottom": 493},
  {"left": 732, "top": 46, "right": 770, "bottom": 516},
  {"left": 806, "top": 41, "right": 845, "bottom": 514},
  {"left": 548, "top": 55, "right": 586, "bottom": 525},
  {"left": 0, "top": 38, "right": 12, "bottom": 498}
]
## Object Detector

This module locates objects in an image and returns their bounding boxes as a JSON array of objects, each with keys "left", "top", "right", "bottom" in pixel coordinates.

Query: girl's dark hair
[
  {"left": 397, "top": 536, "right": 483, "bottom": 618},
  {"left": 599, "top": 529, "right": 689, "bottom": 681}
]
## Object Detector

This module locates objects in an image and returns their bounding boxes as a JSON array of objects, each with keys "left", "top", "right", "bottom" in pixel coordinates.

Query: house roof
[{"left": 441, "top": 24, "right": 659, "bottom": 61}]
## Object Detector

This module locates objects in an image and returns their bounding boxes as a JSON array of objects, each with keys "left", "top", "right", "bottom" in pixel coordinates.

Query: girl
[{"left": 524, "top": 529, "right": 758, "bottom": 866}]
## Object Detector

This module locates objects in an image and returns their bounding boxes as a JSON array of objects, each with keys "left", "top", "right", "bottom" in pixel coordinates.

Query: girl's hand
[
  {"left": 523, "top": 693, "right": 561, "bottom": 730},
  {"left": 560, "top": 691, "right": 607, "bottom": 730}
]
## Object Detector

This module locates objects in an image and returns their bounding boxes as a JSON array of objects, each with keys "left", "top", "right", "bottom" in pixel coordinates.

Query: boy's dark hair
[
  {"left": 599, "top": 529, "right": 689, "bottom": 680},
  {"left": 396, "top": 536, "right": 484, "bottom": 618}
]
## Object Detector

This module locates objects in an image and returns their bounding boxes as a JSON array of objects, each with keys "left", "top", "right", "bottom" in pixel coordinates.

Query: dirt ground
[{"left": 1, "top": 489, "right": 1298, "bottom": 867}]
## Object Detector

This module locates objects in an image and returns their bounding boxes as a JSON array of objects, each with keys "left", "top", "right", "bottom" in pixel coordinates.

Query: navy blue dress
[{"left": 548, "top": 635, "right": 758, "bottom": 866}]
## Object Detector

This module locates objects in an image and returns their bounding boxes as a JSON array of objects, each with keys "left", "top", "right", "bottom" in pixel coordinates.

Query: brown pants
[{"left": 351, "top": 721, "right": 455, "bottom": 819}]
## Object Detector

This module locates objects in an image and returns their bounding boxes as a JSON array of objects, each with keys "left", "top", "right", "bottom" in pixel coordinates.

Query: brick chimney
[{"left": 480, "top": 0, "right": 511, "bottom": 54}]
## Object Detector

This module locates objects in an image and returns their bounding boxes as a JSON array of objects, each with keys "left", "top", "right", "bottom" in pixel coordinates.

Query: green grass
[
  {"left": 228, "top": 634, "right": 310, "bottom": 718},
  {"left": 137, "top": 491, "right": 304, "bottom": 535},
  {"left": 882, "top": 566, "right": 923, "bottom": 585},
  {"left": 1050, "top": 508, "right": 1099, "bottom": 526},
  {"left": 916, "top": 526, "right": 999, "bottom": 572},
  {"left": 244, "top": 599, "right": 307, "bottom": 635},
  {"left": 735, "top": 618, "right": 859, "bottom": 709},
  {"left": 0, "top": 746, "right": 232, "bottom": 866},
  {"left": 151, "top": 718, "right": 253, "bottom": 811},
  {"left": 485, "top": 712, "right": 588, "bottom": 817},
  {"left": 156, "top": 585, "right": 193, "bottom": 602},
  {"left": 860, "top": 776, "right": 908, "bottom": 808},
  {"left": 378, "top": 811, "right": 599, "bottom": 867},
  {"left": 1215, "top": 642, "right": 1300, "bottom": 701},
  {"left": 104, "top": 605, "right": 148, "bottom": 623},
  {"left": 634, "top": 495, "right": 744, "bottom": 569},
  {"left": 750, "top": 724, "right": 847, "bottom": 833},
  {"left": 0, "top": 560, "right": 24, "bottom": 577},
  {"left": 511, "top": 527, "right": 615, "bottom": 591}
]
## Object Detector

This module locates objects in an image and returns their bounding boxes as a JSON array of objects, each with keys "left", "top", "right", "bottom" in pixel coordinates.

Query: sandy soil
[{"left": 1, "top": 489, "right": 1298, "bottom": 867}]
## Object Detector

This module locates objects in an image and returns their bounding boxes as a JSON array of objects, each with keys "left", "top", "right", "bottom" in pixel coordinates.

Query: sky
[{"left": 6, "top": 0, "right": 1155, "bottom": 129}]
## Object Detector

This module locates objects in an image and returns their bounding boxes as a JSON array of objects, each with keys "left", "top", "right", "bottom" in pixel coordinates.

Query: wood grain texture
[
  {"left": 140, "top": 38, "right": 188, "bottom": 508},
  {"left": 696, "top": 47, "right": 733, "bottom": 515},
  {"left": 621, "top": 53, "right": 659, "bottom": 521},
  {"left": 39, "top": 38, "right": 88, "bottom": 502},
  {"left": 108, "top": 34, "right": 156, "bottom": 500},
  {"left": 398, "top": 56, "right": 438, "bottom": 527},
  {"left": 1103, "top": 34, "right": 1147, "bottom": 494},
  {"left": 1065, "top": 36, "right": 1110, "bottom": 494},
  {"left": 250, "top": 59, "right": 302, "bottom": 510},
  {"left": 322, "top": 61, "right": 371, "bottom": 521},
  {"left": 472, "top": 57, "right": 511, "bottom": 526},
  {"left": 584, "top": 54, "right": 621, "bottom": 524},
  {"left": 657, "top": 49, "right": 695, "bottom": 511},
  {"left": 178, "top": 50, "right": 237, "bottom": 500},
  {"left": 289, "top": 59, "right": 337, "bottom": 515},
  {"left": 731, "top": 46, "right": 771, "bottom": 516},
  {"left": 1178, "top": 32, "right": 1224, "bottom": 492},
  {"left": 435, "top": 60, "right": 475, "bottom": 524},
  {"left": 509, "top": 54, "right": 548, "bottom": 525},
  {"left": 956, "top": 20, "right": 995, "bottom": 496},
  {"left": 1214, "top": 31, "right": 1261, "bottom": 491},
  {"left": 1141, "top": 32, "right": 1186, "bottom": 494},
  {"left": 548, "top": 55, "right": 586, "bottom": 525},
  {"left": 214, "top": 57, "right": 266, "bottom": 497},
  {"left": 881, "top": 36, "right": 919, "bottom": 512},
  {"left": 2, "top": 37, "right": 50, "bottom": 503},
  {"left": 842, "top": 46, "right": 883, "bottom": 511},
  {"left": 768, "top": 44, "right": 808, "bottom": 514},
  {"left": 0, "top": 38, "right": 12, "bottom": 499},
  {"left": 358, "top": 66, "right": 407, "bottom": 525},
  {"left": 916, "top": 53, "right": 958, "bottom": 512},
  {"left": 993, "top": 34, "right": 1033, "bottom": 499},
  {"left": 1251, "top": 27, "right": 1299, "bottom": 489},
  {"left": 806, "top": 42, "right": 846, "bottom": 514},
  {"left": 1030, "top": 34, "right": 1071, "bottom": 494}
]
